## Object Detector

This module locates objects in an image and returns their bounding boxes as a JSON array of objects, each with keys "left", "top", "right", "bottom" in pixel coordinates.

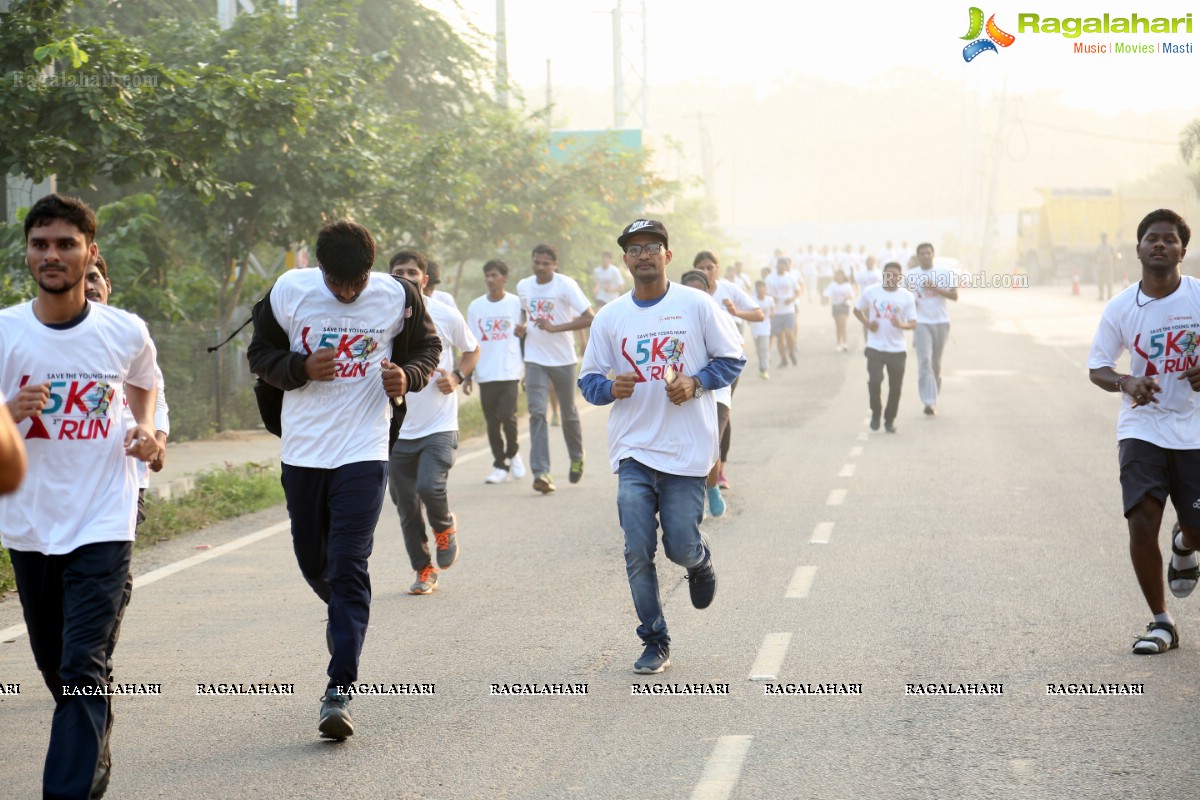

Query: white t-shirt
[
  {"left": 765, "top": 271, "right": 801, "bottom": 315},
  {"left": 749, "top": 295, "right": 775, "bottom": 339},
  {"left": 466, "top": 292, "right": 523, "bottom": 383},
  {"left": 0, "top": 302, "right": 157, "bottom": 554},
  {"left": 399, "top": 298, "right": 478, "bottom": 439},
  {"left": 592, "top": 264, "right": 626, "bottom": 304},
  {"left": 712, "top": 279, "right": 761, "bottom": 340},
  {"left": 856, "top": 285, "right": 917, "bottom": 353},
  {"left": 905, "top": 266, "right": 957, "bottom": 325},
  {"left": 824, "top": 281, "right": 856, "bottom": 307},
  {"left": 517, "top": 273, "right": 592, "bottom": 367},
  {"left": 431, "top": 289, "right": 457, "bottom": 310},
  {"left": 270, "top": 268, "right": 408, "bottom": 468},
  {"left": 580, "top": 284, "right": 745, "bottom": 477},
  {"left": 1088, "top": 277, "right": 1200, "bottom": 449},
  {"left": 855, "top": 268, "right": 881, "bottom": 292}
]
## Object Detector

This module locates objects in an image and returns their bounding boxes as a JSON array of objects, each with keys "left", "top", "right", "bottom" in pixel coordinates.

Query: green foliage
[
  {"left": 1182, "top": 119, "right": 1200, "bottom": 199},
  {"left": 136, "top": 462, "right": 284, "bottom": 548}
]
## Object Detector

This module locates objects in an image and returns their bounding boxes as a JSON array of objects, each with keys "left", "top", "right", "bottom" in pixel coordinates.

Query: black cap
[{"left": 617, "top": 219, "right": 669, "bottom": 250}]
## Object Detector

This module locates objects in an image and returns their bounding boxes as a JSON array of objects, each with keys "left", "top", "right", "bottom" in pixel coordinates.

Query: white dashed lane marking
[
  {"left": 826, "top": 489, "right": 847, "bottom": 506},
  {"left": 810, "top": 521, "right": 834, "bottom": 544},
  {"left": 691, "top": 735, "right": 754, "bottom": 800},
  {"left": 749, "top": 632, "right": 792, "bottom": 681},
  {"left": 849, "top": 446, "right": 863, "bottom": 457},
  {"left": 785, "top": 566, "right": 818, "bottom": 598},
  {"left": 838, "top": 463, "right": 856, "bottom": 478},
  {"left": 856, "top": 432, "right": 869, "bottom": 442}
]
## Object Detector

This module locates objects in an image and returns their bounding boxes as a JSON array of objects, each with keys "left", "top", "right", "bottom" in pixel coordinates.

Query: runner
[
  {"left": 515, "top": 243, "right": 593, "bottom": 493},
  {"left": 388, "top": 253, "right": 479, "bottom": 595},
  {"left": 764, "top": 257, "right": 801, "bottom": 367},
  {"left": 853, "top": 262, "right": 916, "bottom": 433},
  {"left": 905, "top": 243, "right": 958, "bottom": 415},
  {"left": 1, "top": 194, "right": 162, "bottom": 799},
  {"left": 1087, "top": 208, "right": 1200, "bottom": 654},
  {"left": 591, "top": 250, "right": 625, "bottom": 309},
  {"left": 579, "top": 219, "right": 745, "bottom": 674},
  {"left": 247, "top": 219, "right": 440, "bottom": 740},
  {"left": 750, "top": 280, "right": 775, "bottom": 379},
  {"left": 466, "top": 259, "right": 525, "bottom": 484},
  {"left": 823, "top": 268, "right": 856, "bottom": 352},
  {"left": 692, "top": 251, "right": 762, "bottom": 506}
]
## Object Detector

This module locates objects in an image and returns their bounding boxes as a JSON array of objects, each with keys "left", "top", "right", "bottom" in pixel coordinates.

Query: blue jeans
[{"left": 617, "top": 458, "right": 708, "bottom": 646}]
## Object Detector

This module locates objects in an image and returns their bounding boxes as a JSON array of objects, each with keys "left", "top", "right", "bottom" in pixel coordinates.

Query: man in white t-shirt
[
  {"left": 467, "top": 259, "right": 526, "bottom": 484},
  {"left": 248, "top": 220, "right": 441, "bottom": 740},
  {"left": 515, "top": 243, "right": 594, "bottom": 493},
  {"left": 1088, "top": 208, "right": 1200, "bottom": 655},
  {"left": 764, "top": 257, "right": 801, "bottom": 367},
  {"left": 854, "top": 263, "right": 917, "bottom": 432},
  {"left": 905, "top": 243, "right": 958, "bottom": 415},
  {"left": 389, "top": 253, "right": 479, "bottom": 595},
  {"left": 579, "top": 219, "right": 745, "bottom": 675},
  {"left": 591, "top": 251, "right": 625, "bottom": 308},
  {"left": 1, "top": 194, "right": 162, "bottom": 799}
]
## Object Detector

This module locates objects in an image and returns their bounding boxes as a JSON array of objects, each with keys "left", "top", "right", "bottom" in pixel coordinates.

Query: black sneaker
[
  {"left": 569, "top": 457, "right": 584, "bottom": 484},
  {"left": 633, "top": 642, "right": 670, "bottom": 674},
  {"left": 318, "top": 689, "right": 354, "bottom": 740},
  {"left": 870, "top": 414, "right": 881, "bottom": 431},
  {"left": 687, "top": 544, "right": 717, "bottom": 609},
  {"left": 533, "top": 472, "right": 556, "bottom": 494},
  {"left": 923, "top": 405, "right": 936, "bottom": 416}
]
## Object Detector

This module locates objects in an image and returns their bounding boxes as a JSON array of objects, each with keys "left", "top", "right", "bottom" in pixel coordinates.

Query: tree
[{"left": 1182, "top": 119, "right": 1200, "bottom": 199}]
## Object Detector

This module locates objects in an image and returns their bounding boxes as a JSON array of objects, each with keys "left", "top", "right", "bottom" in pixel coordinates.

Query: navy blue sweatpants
[{"left": 280, "top": 460, "right": 387, "bottom": 691}]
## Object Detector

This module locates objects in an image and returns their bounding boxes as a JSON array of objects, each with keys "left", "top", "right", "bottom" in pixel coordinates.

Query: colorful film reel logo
[{"left": 961, "top": 7, "right": 1015, "bottom": 61}]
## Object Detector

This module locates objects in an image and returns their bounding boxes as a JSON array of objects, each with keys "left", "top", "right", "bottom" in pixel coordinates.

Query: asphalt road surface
[{"left": 1, "top": 287, "right": 1196, "bottom": 799}]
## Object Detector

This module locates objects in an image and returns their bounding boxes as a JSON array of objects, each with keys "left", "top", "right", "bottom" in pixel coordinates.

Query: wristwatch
[
  {"left": 452, "top": 369, "right": 467, "bottom": 384},
  {"left": 692, "top": 382, "right": 705, "bottom": 399}
]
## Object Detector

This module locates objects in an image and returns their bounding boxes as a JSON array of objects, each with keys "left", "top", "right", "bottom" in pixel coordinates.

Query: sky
[
  {"left": 436, "top": 0, "right": 1200, "bottom": 115},
  {"left": 428, "top": 0, "right": 1200, "bottom": 259}
]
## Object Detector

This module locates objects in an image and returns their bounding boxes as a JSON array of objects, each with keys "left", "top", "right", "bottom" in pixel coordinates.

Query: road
[{"left": 1, "top": 287, "right": 1196, "bottom": 799}]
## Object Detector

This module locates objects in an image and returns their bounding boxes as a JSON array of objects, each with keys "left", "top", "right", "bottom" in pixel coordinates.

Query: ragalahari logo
[{"left": 961, "top": 7, "right": 1016, "bottom": 61}]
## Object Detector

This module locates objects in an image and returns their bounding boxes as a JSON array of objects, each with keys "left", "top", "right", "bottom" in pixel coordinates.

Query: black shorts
[{"left": 1118, "top": 438, "right": 1200, "bottom": 527}]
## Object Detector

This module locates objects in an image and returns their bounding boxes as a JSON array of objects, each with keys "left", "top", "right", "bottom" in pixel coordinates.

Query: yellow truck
[{"left": 1017, "top": 187, "right": 1199, "bottom": 282}]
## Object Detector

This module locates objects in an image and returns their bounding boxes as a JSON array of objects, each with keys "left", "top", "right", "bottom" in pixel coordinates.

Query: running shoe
[
  {"left": 633, "top": 642, "right": 670, "bottom": 674},
  {"left": 408, "top": 565, "right": 438, "bottom": 595},
  {"left": 569, "top": 456, "right": 585, "bottom": 484},
  {"left": 434, "top": 514, "right": 459, "bottom": 569},
  {"left": 509, "top": 454, "right": 527, "bottom": 479},
  {"left": 318, "top": 689, "right": 354, "bottom": 740},
  {"left": 533, "top": 472, "right": 556, "bottom": 494},
  {"left": 485, "top": 467, "right": 509, "bottom": 484}
]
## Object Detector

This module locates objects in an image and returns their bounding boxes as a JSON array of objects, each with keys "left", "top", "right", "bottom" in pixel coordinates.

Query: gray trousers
[
  {"left": 914, "top": 322, "right": 950, "bottom": 408},
  {"left": 389, "top": 431, "right": 458, "bottom": 571},
  {"left": 525, "top": 362, "right": 584, "bottom": 476}
]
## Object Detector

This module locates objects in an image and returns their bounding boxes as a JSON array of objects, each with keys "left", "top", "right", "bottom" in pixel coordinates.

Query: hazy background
[{"left": 436, "top": 0, "right": 1200, "bottom": 266}]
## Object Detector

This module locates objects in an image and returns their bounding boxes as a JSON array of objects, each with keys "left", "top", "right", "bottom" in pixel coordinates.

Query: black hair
[
  {"left": 916, "top": 242, "right": 934, "bottom": 254},
  {"left": 693, "top": 250, "right": 718, "bottom": 268},
  {"left": 483, "top": 259, "right": 509, "bottom": 277},
  {"left": 315, "top": 220, "right": 375, "bottom": 283},
  {"left": 93, "top": 253, "right": 108, "bottom": 280},
  {"left": 389, "top": 249, "right": 427, "bottom": 273},
  {"left": 680, "top": 270, "right": 710, "bottom": 290},
  {"left": 24, "top": 194, "right": 97, "bottom": 243},
  {"left": 1137, "top": 209, "right": 1191, "bottom": 248},
  {"left": 532, "top": 243, "right": 558, "bottom": 262}
]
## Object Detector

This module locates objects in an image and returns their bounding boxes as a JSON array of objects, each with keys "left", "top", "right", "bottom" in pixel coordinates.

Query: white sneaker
[
  {"left": 509, "top": 455, "right": 526, "bottom": 479},
  {"left": 484, "top": 467, "right": 509, "bottom": 484}
]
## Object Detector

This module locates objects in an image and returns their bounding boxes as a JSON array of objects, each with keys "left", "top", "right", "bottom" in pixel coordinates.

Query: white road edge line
[
  {"left": 748, "top": 632, "right": 792, "bottom": 682},
  {"left": 691, "top": 735, "right": 754, "bottom": 800},
  {"left": 826, "top": 488, "right": 847, "bottom": 506},
  {"left": 785, "top": 566, "right": 818, "bottom": 598},
  {"left": 810, "top": 521, "right": 834, "bottom": 544},
  {"left": 838, "top": 463, "right": 856, "bottom": 478},
  {"left": 1, "top": 521, "right": 293, "bottom": 642}
]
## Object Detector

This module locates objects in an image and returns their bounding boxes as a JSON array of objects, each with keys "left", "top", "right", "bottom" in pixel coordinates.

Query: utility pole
[
  {"left": 611, "top": 0, "right": 649, "bottom": 130},
  {"left": 495, "top": 0, "right": 509, "bottom": 108},
  {"left": 545, "top": 60, "right": 553, "bottom": 129},
  {"left": 690, "top": 112, "right": 716, "bottom": 216},
  {"left": 979, "top": 80, "right": 1007, "bottom": 276}
]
